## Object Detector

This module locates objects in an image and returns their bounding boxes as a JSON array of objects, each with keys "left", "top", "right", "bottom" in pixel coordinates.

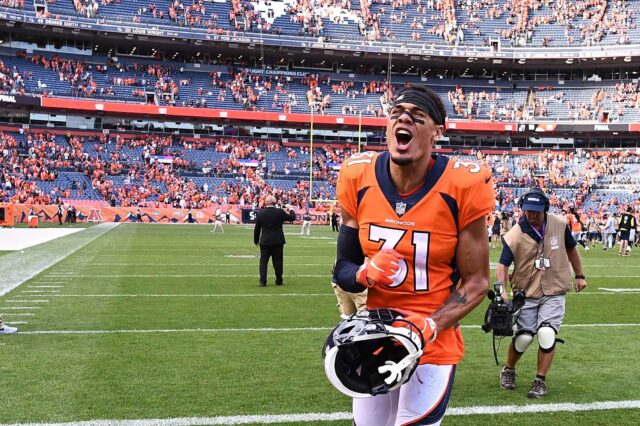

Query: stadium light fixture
[
  {"left": 518, "top": 58, "right": 526, "bottom": 64},
  {"left": 565, "top": 58, "right": 573, "bottom": 64},
  {"left": 624, "top": 56, "right": 632, "bottom": 62}
]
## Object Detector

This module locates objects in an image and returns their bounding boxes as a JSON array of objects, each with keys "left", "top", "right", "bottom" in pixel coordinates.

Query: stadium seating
[
  {"left": 35, "top": 0, "right": 640, "bottom": 48},
  {"left": 1, "top": 128, "right": 638, "bottom": 217}
]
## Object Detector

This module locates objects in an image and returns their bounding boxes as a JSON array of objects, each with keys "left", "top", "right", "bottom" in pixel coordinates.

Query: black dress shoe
[
  {"left": 275, "top": 282, "right": 283, "bottom": 286},
  {"left": 259, "top": 283, "right": 266, "bottom": 287}
]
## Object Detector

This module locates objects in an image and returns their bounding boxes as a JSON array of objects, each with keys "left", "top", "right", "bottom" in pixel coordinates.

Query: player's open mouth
[{"left": 394, "top": 128, "right": 413, "bottom": 146}]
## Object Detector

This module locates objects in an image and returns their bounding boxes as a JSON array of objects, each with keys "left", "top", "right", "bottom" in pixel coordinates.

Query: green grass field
[{"left": 1, "top": 223, "right": 639, "bottom": 425}]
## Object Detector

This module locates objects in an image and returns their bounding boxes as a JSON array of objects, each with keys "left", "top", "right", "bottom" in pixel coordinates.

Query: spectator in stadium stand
[
  {"left": 253, "top": 195, "right": 296, "bottom": 287},
  {"left": 136, "top": 208, "right": 143, "bottom": 223},
  {"left": 617, "top": 206, "right": 637, "bottom": 256}
]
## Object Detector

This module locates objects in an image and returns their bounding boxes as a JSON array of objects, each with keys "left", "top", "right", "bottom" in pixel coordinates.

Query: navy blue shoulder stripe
[
  {"left": 356, "top": 186, "right": 370, "bottom": 209},
  {"left": 439, "top": 192, "right": 459, "bottom": 231}
]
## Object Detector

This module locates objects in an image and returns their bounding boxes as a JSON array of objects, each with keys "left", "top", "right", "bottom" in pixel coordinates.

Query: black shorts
[{"left": 620, "top": 230, "right": 631, "bottom": 241}]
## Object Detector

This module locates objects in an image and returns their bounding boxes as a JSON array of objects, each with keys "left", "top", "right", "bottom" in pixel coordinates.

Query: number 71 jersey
[{"left": 337, "top": 151, "right": 495, "bottom": 363}]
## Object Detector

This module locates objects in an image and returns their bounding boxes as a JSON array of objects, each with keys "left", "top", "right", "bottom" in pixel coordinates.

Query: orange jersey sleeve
[
  {"left": 450, "top": 158, "right": 496, "bottom": 230},
  {"left": 336, "top": 151, "right": 378, "bottom": 219},
  {"left": 336, "top": 152, "right": 495, "bottom": 365}
]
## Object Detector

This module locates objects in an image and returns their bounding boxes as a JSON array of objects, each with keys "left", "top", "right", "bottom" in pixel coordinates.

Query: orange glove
[
  {"left": 357, "top": 249, "right": 404, "bottom": 287},
  {"left": 391, "top": 309, "right": 438, "bottom": 344}
]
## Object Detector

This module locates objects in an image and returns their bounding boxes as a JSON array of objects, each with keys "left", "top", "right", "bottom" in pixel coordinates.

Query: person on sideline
[
  {"left": 491, "top": 212, "right": 502, "bottom": 248},
  {"left": 211, "top": 207, "right": 224, "bottom": 233},
  {"left": 332, "top": 85, "right": 494, "bottom": 425},
  {"left": 603, "top": 213, "right": 617, "bottom": 250},
  {"left": 300, "top": 209, "right": 312, "bottom": 236},
  {"left": 497, "top": 188, "right": 587, "bottom": 399},
  {"left": 0, "top": 316, "right": 17, "bottom": 334},
  {"left": 253, "top": 195, "right": 296, "bottom": 287},
  {"left": 330, "top": 210, "right": 339, "bottom": 232},
  {"left": 618, "top": 206, "right": 637, "bottom": 256}
]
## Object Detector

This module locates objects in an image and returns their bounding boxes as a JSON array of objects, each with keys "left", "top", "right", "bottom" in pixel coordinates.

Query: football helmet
[{"left": 323, "top": 308, "right": 425, "bottom": 398}]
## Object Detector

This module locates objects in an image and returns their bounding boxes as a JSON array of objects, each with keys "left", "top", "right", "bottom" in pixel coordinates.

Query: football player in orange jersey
[{"left": 332, "top": 85, "right": 495, "bottom": 425}]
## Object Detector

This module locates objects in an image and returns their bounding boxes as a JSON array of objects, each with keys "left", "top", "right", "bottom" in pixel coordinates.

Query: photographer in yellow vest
[{"left": 496, "top": 188, "right": 587, "bottom": 399}]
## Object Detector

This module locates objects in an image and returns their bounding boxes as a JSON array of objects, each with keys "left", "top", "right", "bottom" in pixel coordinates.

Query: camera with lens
[{"left": 481, "top": 282, "right": 525, "bottom": 337}]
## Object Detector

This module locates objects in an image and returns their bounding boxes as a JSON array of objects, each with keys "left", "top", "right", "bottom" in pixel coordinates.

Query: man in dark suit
[
  {"left": 254, "top": 195, "right": 297, "bottom": 287},
  {"left": 331, "top": 210, "right": 340, "bottom": 232}
]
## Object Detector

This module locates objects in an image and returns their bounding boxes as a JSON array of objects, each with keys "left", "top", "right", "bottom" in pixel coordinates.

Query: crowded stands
[
  {"left": 1, "top": 129, "right": 639, "bottom": 216},
  {"left": 25, "top": 0, "right": 640, "bottom": 48},
  {"left": 2, "top": 49, "right": 640, "bottom": 122}
]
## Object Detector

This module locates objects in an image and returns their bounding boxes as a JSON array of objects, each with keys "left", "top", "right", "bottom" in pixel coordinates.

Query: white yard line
[
  {"left": 28, "top": 285, "right": 65, "bottom": 288},
  {"left": 6, "top": 300, "right": 49, "bottom": 303},
  {"left": 15, "top": 323, "right": 640, "bottom": 335},
  {"left": 598, "top": 288, "right": 640, "bottom": 292},
  {"left": 0, "top": 313, "right": 35, "bottom": 316},
  {"left": 0, "top": 307, "right": 41, "bottom": 310},
  {"left": 0, "top": 223, "right": 120, "bottom": 297},
  {"left": 0, "top": 400, "right": 639, "bottom": 425}
]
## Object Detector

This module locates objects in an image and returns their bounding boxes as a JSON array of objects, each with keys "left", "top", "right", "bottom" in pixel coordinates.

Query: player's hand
[
  {"left": 391, "top": 308, "right": 437, "bottom": 344},
  {"left": 357, "top": 249, "right": 404, "bottom": 287}
]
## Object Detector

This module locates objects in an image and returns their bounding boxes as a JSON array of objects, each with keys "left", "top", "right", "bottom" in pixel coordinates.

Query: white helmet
[{"left": 323, "top": 308, "right": 425, "bottom": 398}]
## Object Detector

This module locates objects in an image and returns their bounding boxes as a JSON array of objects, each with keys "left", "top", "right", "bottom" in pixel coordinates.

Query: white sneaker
[
  {"left": 0, "top": 325, "right": 18, "bottom": 334},
  {"left": 585, "top": 245, "right": 589, "bottom": 252}
]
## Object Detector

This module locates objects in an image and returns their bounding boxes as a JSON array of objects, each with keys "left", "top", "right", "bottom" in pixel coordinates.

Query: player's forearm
[
  {"left": 430, "top": 277, "right": 488, "bottom": 331},
  {"left": 332, "top": 224, "right": 367, "bottom": 293},
  {"left": 429, "top": 216, "right": 490, "bottom": 330}
]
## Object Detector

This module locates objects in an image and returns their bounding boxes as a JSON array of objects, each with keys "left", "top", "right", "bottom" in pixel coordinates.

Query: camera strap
[{"left": 492, "top": 334, "right": 500, "bottom": 366}]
